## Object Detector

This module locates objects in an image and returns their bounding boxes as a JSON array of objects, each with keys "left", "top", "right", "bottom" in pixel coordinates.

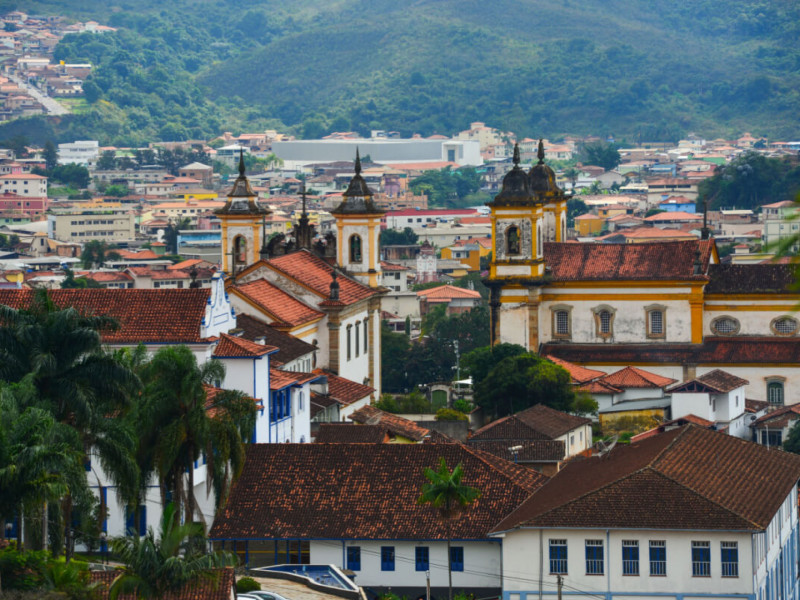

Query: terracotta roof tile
[
  {"left": 211, "top": 443, "right": 546, "bottom": 541},
  {"left": 705, "top": 264, "right": 796, "bottom": 295},
  {"left": 745, "top": 398, "right": 770, "bottom": 413},
  {"left": 213, "top": 333, "right": 276, "bottom": 358},
  {"left": 547, "top": 356, "right": 606, "bottom": 384},
  {"left": 117, "top": 249, "right": 159, "bottom": 260},
  {"left": 314, "top": 423, "right": 388, "bottom": 443},
  {"left": 543, "top": 240, "right": 713, "bottom": 281},
  {"left": 89, "top": 568, "right": 235, "bottom": 600},
  {"left": 472, "top": 404, "right": 590, "bottom": 441},
  {"left": 267, "top": 250, "right": 377, "bottom": 305},
  {"left": 467, "top": 439, "right": 565, "bottom": 462},
  {"left": 630, "top": 415, "right": 715, "bottom": 442},
  {"left": 232, "top": 278, "right": 324, "bottom": 328},
  {"left": 643, "top": 211, "right": 703, "bottom": 222},
  {"left": 0, "top": 289, "right": 211, "bottom": 344},
  {"left": 600, "top": 366, "right": 676, "bottom": 389},
  {"left": 348, "top": 405, "right": 429, "bottom": 441},
  {"left": 577, "top": 379, "right": 623, "bottom": 394},
  {"left": 493, "top": 425, "right": 800, "bottom": 532},
  {"left": 83, "top": 271, "right": 132, "bottom": 283},
  {"left": 236, "top": 313, "right": 316, "bottom": 365},
  {"left": 416, "top": 284, "right": 481, "bottom": 300},
  {"left": 318, "top": 370, "right": 374, "bottom": 405},
  {"left": 269, "top": 368, "right": 320, "bottom": 391},
  {"left": 753, "top": 404, "right": 800, "bottom": 428},
  {"left": 695, "top": 369, "right": 749, "bottom": 392}
]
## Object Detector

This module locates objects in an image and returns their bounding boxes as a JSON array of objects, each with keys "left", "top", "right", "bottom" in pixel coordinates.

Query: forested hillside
[{"left": 2, "top": 0, "right": 799, "bottom": 144}]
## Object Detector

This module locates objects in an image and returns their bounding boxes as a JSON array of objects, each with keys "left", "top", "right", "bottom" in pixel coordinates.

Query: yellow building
[{"left": 574, "top": 213, "right": 605, "bottom": 236}]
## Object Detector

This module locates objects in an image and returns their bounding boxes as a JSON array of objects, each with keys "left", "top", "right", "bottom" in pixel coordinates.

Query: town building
[
  {"left": 57, "top": 140, "right": 99, "bottom": 166},
  {"left": 46, "top": 208, "right": 135, "bottom": 242}
]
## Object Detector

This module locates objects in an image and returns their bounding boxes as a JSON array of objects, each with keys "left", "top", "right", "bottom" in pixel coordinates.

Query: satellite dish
[
  {"left": 365, "top": 414, "right": 382, "bottom": 426},
  {"left": 596, "top": 434, "right": 619, "bottom": 458}
]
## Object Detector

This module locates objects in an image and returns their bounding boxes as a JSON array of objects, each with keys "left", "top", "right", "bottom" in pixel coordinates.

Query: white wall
[
  {"left": 339, "top": 312, "right": 370, "bottom": 386},
  {"left": 311, "top": 539, "right": 502, "bottom": 590},
  {"left": 556, "top": 424, "right": 592, "bottom": 457}
]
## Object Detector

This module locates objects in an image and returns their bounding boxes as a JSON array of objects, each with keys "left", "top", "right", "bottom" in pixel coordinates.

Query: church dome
[
  {"left": 490, "top": 143, "right": 534, "bottom": 206},
  {"left": 528, "top": 139, "right": 560, "bottom": 194}
]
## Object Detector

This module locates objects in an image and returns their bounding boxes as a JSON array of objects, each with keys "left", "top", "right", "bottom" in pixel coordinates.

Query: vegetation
[
  {"left": 80, "top": 240, "right": 121, "bottom": 268},
  {"left": 435, "top": 408, "right": 469, "bottom": 421},
  {"left": 408, "top": 167, "right": 484, "bottom": 207},
  {"left": 417, "top": 458, "right": 480, "bottom": 600},
  {"left": 374, "top": 390, "right": 431, "bottom": 414},
  {"left": 578, "top": 142, "right": 621, "bottom": 170},
  {"left": 236, "top": 577, "right": 261, "bottom": 593},
  {"left": 380, "top": 227, "right": 418, "bottom": 248}
]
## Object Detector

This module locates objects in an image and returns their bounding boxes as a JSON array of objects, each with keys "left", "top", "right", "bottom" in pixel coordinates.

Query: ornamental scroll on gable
[{"left": 495, "top": 218, "right": 532, "bottom": 260}]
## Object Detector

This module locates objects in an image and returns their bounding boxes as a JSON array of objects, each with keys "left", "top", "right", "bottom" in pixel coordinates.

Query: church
[
  {"left": 488, "top": 142, "right": 800, "bottom": 406},
  {"left": 217, "top": 151, "right": 385, "bottom": 393}
]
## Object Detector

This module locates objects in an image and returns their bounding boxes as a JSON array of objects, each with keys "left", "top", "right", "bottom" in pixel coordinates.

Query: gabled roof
[
  {"left": 471, "top": 404, "right": 590, "bottom": 442},
  {"left": 416, "top": 284, "right": 481, "bottom": 300},
  {"left": 236, "top": 313, "right": 316, "bottom": 365},
  {"left": 630, "top": 415, "right": 715, "bottom": 442},
  {"left": 705, "top": 264, "right": 796, "bottom": 295},
  {"left": 643, "top": 211, "right": 703, "bottom": 222},
  {"left": 543, "top": 240, "right": 713, "bottom": 282},
  {"left": 89, "top": 568, "right": 235, "bottom": 600},
  {"left": 210, "top": 443, "right": 546, "bottom": 541},
  {"left": 0, "top": 289, "right": 212, "bottom": 344},
  {"left": 314, "top": 423, "right": 388, "bottom": 443},
  {"left": 547, "top": 356, "right": 605, "bottom": 385},
  {"left": 694, "top": 369, "right": 748, "bottom": 393},
  {"left": 231, "top": 278, "right": 324, "bottom": 328},
  {"left": 213, "top": 333, "right": 276, "bottom": 358},
  {"left": 493, "top": 425, "right": 800, "bottom": 533},
  {"left": 269, "top": 368, "right": 320, "bottom": 391},
  {"left": 577, "top": 379, "right": 623, "bottom": 394},
  {"left": 753, "top": 404, "right": 800, "bottom": 429},
  {"left": 320, "top": 370, "right": 374, "bottom": 405},
  {"left": 467, "top": 439, "right": 565, "bottom": 462},
  {"left": 349, "top": 405, "right": 429, "bottom": 441},
  {"left": 599, "top": 366, "right": 676, "bottom": 389},
  {"left": 266, "top": 250, "right": 377, "bottom": 305}
]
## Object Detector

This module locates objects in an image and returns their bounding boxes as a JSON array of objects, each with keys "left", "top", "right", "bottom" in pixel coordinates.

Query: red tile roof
[
  {"left": 547, "top": 356, "right": 605, "bottom": 385},
  {"left": 231, "top": 278, "right": 324, "bottom": 328},
  {"left": 236, "top": 313, "right": 316, "bottom": 365},
  {"left": 210, "top": 443, "right": 546, "bottom": 541},
  {"left": 349, "top": 405, "right": 430, "bottom": 441},
  {"left": 576, "top": 379, "right": 623, "bottom": 394},
  {"left": 705, "top": 264, "right": 796, "bottom": 294},
  {"left": 266, "top": 250, "right": 377, "bottom": 305},
  {"left": 543, "top": 240, "right": 713, "bottom": 281},
  {"left": 467, "top": 439, "right": 565, "bottom": 462},
  {"left": 314, "top": 423, "right": 388, "bottom": 443},
  {"left": 117, "top": 249, "right": 159, "bottom": 260},
  {"left": 695, "top": 369, "right": 748, "bottom": 393},
  {"left": 753, "top": 404, "right": 800, "bottom": 429},
  {"left": 643, "top": 211, "right": 703, "bottom": 222},
  {"left": 0, "top": 289, "right": 212, "bottom": 344},
  {"left": 213, "top": 333, "right": 276, "bottom": 358},
  {"left": 83, "top": 271, "right": 132, "bottom": 283},
  {"left": 474, "top": 404, "right": 591, "bottom": 441},
  {"left": 630, "top": 415, "right": 715, "bottom": 442},
  {"left": 319, "top": 370, "right": 375, "bottom": 405},
  {"left": 416, "top": 284, "right": 481, "bottom": 300},
  {"left": 269, "top": 368, "right": 319, "bottom": 391},
  {"left": 89, "top": 568, "right": 235, "bottom": 600},
  {"left": 493, "top": 425, "right": 800, "bottom": 532},
  {"left": 599, "top": 366, "right": 676, "bottom": 389}
]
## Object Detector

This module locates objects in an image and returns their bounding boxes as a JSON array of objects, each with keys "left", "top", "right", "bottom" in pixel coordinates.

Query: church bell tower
[{"left": 215, "top": 150, "right": 270, "bottom": 274}]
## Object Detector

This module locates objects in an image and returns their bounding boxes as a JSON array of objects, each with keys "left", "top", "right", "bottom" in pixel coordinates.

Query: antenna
[{"left": 596, "top": 434, "right": 619, "bottom": 458}]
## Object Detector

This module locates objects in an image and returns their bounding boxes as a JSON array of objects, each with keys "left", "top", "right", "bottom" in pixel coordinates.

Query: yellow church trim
[
  {"left": 705, "top": 294, "right": 799, "bottom": 301},
  {"left": 547, "top": 280, "right": 705, "bottom": 290},
  {"left": 541, "top": 293, "right": 692, "bottom": 302},
  {"left": 704, "top": 304, "right": 799, "bottom": 312}
]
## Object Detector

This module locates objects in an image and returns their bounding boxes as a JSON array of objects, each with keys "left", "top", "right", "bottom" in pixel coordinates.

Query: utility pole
[
  {"left": 557, "top": 575, "right": 563, "bottom": 600},
  {"left": 426, "top": 570, "right": 430, "bottom": 600}
]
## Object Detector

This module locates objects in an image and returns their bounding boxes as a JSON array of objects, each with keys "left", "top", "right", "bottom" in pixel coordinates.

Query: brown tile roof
[
  {"left": 547, "top": 356, "right": 605, "bottom": 384},
  {"left": 348, "top": 405, "right": 430, "bottom": 441},
  {"left": 630, "top": 415, "right": 715, "bottom": 442},
  {"left": 577, "top": 379, "right": 623, "bottom": 394},
  {"left": 231, "top": 278, "right": 324, "bottom": 328},
  {"left": 753, "top": 404, "right": 800, "bottom": 429},
  {"left": 471, "top": 404, "right": 590, "bottom": 441},
  {"left": 213, "top": 333, "right": 276, "bottom": 358},
  {"left": 83, "top": 271, "right": 132, "bottom": 283},
  {"left": 89, "top": 567, "right": 235, "bottom": 600},
  {"left": 0, "top": 289, "right": 211, "bottom": 344},
  {"left": 745, "top": 398, "right": 770, "bottom": 413},
  {"left": 117, "top": 249, "right": 159, "bottom": 260},
  {"left": 320, "top": 370, "right": 375, "bottom": 405},
  {"left": 236, "top": 313, "right": 316, "bottom": 365},
  {"left": 417, "top": 284, "right": 482, "bottom": 300},
  {"left": 600, "top": 366, "right": 676, "bottom": 389},
  {"left": 270, "top": 368, "right": 320, "bottom": 391},
  {"left": 695, "top": 369, "right": 749, "bottom": 392},
  {"left": 210, "top": 443, "right": 546, "bottom": 541},
  {"left": 542, "top": 240, "right": 713, "bottom": 281},
  {"left": 705, "top": 264, "right": 797, "bottom": 295},
  {"left": 543, "top": 338, "right": 800, "bottom": 366},
  {"left": 314, "top": 423, "right": 388, "bottom": 443},
  {"left": 493, "top": 425, "right": 800, "bottom": 533},
  {"left": 467, "top": 439, "right": 565, "bottom": 462},
  {"left": 267, "top": 250, "right": 377, "bottom": 305}
]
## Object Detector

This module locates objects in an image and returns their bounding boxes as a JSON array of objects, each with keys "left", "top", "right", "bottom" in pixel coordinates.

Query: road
[{"left": 6, "top": 72, "right": 68, "bottom": 116}]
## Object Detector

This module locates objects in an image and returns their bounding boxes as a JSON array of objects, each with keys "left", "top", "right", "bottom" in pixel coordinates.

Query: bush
[
  {"left": 236, "top": 577, "right": 261, "bottom": 593},
  {"left": 0, "top": 546, "right": 49, "bottom": 591},
  {"left": 435, "top": 407, "right": 468, "bottom": 421},
  {"left": 452, "top": 398, "right": 472, "bottom": 413}
]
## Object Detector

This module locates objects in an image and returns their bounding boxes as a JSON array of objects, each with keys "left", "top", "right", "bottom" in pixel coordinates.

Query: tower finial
[
  {"left": 537, "top": 139, "right": 545, "bottom": 164},
  {"left": 301, "top": 181, "right": 308, "bottom": 217},
  {"left": 355, "top": 148, "right": 361, "bottom": 175},
  {"left": 238, "top": 147, "right": 245, "bottom": 178},
  {"left": 329, "top": 269, "right": 340, "bottom": 301},
  {"left": 513, "top": 143, "right": 520, "bottom": 166},
  {"left": 701, "top": 197, "right": 710, "bottom": 240}
]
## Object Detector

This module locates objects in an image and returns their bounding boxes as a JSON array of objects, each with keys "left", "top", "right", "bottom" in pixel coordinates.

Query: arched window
[
  {"left": 506, "top": 226, "right": 521, "bottom": 255},
  {"left": 551, "top": 305, "right": 572, "bottom": 339},
  {"left": 233, "top": 235, "right": 247, "bottom": 269},
  {"left": 562, "top": 219, "right": 567, "bottom": 241},
  {"left": 350, "top": 234, "right": 363, "bottom": 263},
  {"left": 767, "top": 381, "right": 784, "bottom": 406},
  {"left": 592, "top": 305, "right": 616, "bottom": 338},
  {"left": 645, "top": 305, "right": 667, "bottom": 339}
]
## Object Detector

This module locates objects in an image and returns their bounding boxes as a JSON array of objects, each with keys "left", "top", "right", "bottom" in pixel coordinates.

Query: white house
[
  {"left": 0, "top": 172, "right": 47, "bottom": 197},
  {"left": 57, "top": 140, "right": 99, "bottom": 166},
  {"left": 669, "top": 369, "right": 751, "bottom": 438},
  {"left": 493, "top": 424, "right": 800, "bottom": 600}
]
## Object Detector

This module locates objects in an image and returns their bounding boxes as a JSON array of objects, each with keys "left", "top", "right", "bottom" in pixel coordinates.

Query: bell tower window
[
  {"left": 506, "top": 226, "right": 521, "bottom": 256},
  {"left": 350, "top": 234, "right": 363, "bottom": 263}
]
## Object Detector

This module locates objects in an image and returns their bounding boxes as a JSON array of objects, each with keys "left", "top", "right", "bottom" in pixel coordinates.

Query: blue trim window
[
  {"left": 692, "top": 541, "right": 711, "bottom": 577},
  {"left": 585, "top": 540, "right": 604, "bottom": 575},
  {"left": 549, "top": 539, "right": 567, "bottom": 574},
  {"left": 415, "top": 546, "right": 429, "bottom": 571},
  {"left": 381, "top": 546, "right": 395, "bottom": 571},
  {"left": 347, "top": 546, "right": 361, "bottom": 571},
  {"left": 649, "top": 540, "right": 666, "bottom": 576},
  {"left": 450, "top": 546, "right": 464, "bottom": 572},
  {"left": 721, "top": 542, "right": 738, "bottom": 577},
  {"left": 622, "top": 540, "right": 639, "bottom": 576},
  {"left": 125, "top": 506, "right": 147, "bottom": 536}
]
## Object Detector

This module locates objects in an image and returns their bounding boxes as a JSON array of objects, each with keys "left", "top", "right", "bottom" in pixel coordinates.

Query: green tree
[
  {"left": 381, "top": 322, "right": 411, "bottom": 393},
  {"left": 580, "top": 142, "right": 621, "bottom": 171},
  {"left": 163, "top": 217, "right": 192, "bottom": 255},
  {"left": 566, "top": 198, "right": 589, "bottom": 227},
  {"left": 563, "top": 166, "right": 580, "bottom": 190},
  {"left": 42, "top": 140, "right": 58, "bottom": 172},
  {"left": 783, "top": 423, "right": 800, "bottom": 454},
  {"left": 699, "top": 152, "right": 800, "bottom": 210},
  {"left": 474, "top": 354, "right": 578, "bottom": 418},
  {"left": 380, "top": 227, "right": 418, "bottom": 247},
  {"left": 81, "top": 240, "right": 122, "bottom": 268},
  {"left": 104, "top": 184, "right": 130, "bottom": 197},
  {"left": 50, "top": 165, "right": 91, "bottom": 189},
  {"left": 96, "top": 150, "right": 117, "bottom": 171},
  {"left": 409, "top": 167, "right": 483, "bottom": 207},
  {"left": 461, "top": 343, "right": 527, "bottom": 387},
  {"left": 139, "top": 346, "right": 256, "bottom": 524},
  {"left": 417, "top": 458, "right": 480, "bottom": 600},
  {"left": 109, "top": 502, "right": 236, "bottom": 600}
]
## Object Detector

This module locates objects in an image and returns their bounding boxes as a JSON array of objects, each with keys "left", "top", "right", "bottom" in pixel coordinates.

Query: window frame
[
  {"left": 771, "top": 316, "right": 799, "bottom": 337},
  {"left": 506, "top": 225, "right": 521, "bottom": 256},
  {"left": 767, "top": 379, "right": 785, "bottom": 406},
  {"left": 349, "top": 234, "right": 363, "bottom": 263},
  {"left": 551, "top": 305, "right": 573, "bottom": 340},
  {"left": 450, "top": 546, "right": 464, "bottom": 572},
  {"left": 721, "top": 541, "right": 738, "bottom": 578},
  {"left": 549, "top": 539, "right": 568, "bottom": 574},
  {"left": 691, "top": 541, "right": 711, "bottom": 577},
  {"left": 346, "top": 546, "right": 361, "bottom": 571},
  {"left": 649, "top": 540, "right": 666, "bottom": 576},
  {"left": 415, "top": 546, "right": 430, "bottom": 572},
  {"left": 592, "top": 304, "right": 616, "bottom": 339},
  {"left": 622, "top": 540, "right": 639, "bottom": 576},
  {"left": 585, "top": 539, "right": 604, "bottom": 576},
  {"left": 645, "top": 304, "right": 667, "bottom": 339},
  {"left": 710, "top": 315, "right": 740, "bottom": 336},
  {"left": 380, "top": 546, "right": 395, "bottom": 571},
  {"left": 346, "top": 324, "right": 352, "bottom": 361}
]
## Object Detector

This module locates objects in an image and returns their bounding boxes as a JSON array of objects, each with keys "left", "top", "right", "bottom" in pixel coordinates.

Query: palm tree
[
  {"left": 418, "top": 458, "right": 481, "bottom": 600},
  {"left": 80, "top": 240, "right": 122, "bottom": 268},
  {"left": 139, "top": 346, "right": 256, "bottom": 526},
  {"left": 109, "top": 502, "right": 236, "bottom": 600}
]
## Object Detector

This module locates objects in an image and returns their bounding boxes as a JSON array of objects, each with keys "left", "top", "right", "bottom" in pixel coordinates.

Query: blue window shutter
[
  {"left": 139, "top": 506, "right": 147, "bottom": 536},
  {"left": 347, "top": 547, "right": 361, "bottom": 571},
  {"left": 450, "top": 546, "right": 464, "bottom": 571}
]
